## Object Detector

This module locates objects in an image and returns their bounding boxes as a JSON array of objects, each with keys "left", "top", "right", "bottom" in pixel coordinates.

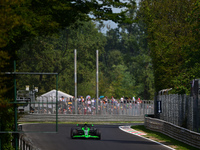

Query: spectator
[
  {"left": 111, "top": 96, "right": 115, "bottom": 104},
  {"left": 132, "top": 96, "right": 136, "bottom": 103},
  {"left": 86, "top": 95, "right": 91, "bottom": 100},
  {"left": 91, "top": 98, "right": 95, "bottom": 106},
  {"left": 105, "top": 96, "right": 108, "bottom": 103},
  {"left": 60, "top": 96, "right": 64, "bottom": 102},
  {"left": 78, "top": 97, "right": 81, "bottom": 103},
  {"left": 120, "top": 96, "right": 124, "bottom": 103},
  {"left": 137, "top": 97, "right": 142, "bottom": 104},
  {"left": 81, "top": 96, "right": 84, "bottom": 102}
]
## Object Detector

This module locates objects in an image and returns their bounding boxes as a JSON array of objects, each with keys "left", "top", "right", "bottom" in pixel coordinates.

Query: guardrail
[
  {"left": 144, "top": 116, "right": 200, "bottom": 149},
  {"left": 19, "top": 114, "right": 145, "bottom": 122}
]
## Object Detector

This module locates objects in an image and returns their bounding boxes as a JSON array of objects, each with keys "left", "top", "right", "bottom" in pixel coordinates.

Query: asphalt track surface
[{"left": 22, "top": 124, "right": 173, "bottom": 150}]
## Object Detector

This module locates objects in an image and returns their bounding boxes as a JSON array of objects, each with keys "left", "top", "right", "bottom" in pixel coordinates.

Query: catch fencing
[
  {"left": 30, "top": 98, "right": 154, "bottom": 116},
  {"left": 157, "top": 94, "right": 200, "bottom": 133}
]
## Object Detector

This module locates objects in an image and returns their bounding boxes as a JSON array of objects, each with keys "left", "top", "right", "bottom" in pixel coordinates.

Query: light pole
[
  {"left": 96, "top": 50, "right": 99, "bottom": 114},
  {"left": 74, "top": 49, "right": 77, "bottom": 114}
]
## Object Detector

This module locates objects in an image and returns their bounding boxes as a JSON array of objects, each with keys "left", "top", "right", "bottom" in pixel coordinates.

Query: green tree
[
  {"left": 101, "top": 1, "right": 155, "bottom": 100},
  {"left": 1, "top": 0, "right": 132, "bottom": 51},
  {"left": 17, "top": 20, "right": 107, "bottom": 98},
  {"left": 101, "top": 49, "right": 135, "bottom": 98},
  {"left": 57, "top": 20, "right": 107, "bottom": 97},
  {"left": 0, "top": 51, "right": 15, "bottom": 150},
  {"left": 17, "top": 36, "right": 60, "bottom": 93},
  {"left": 108, "top": 64, "right": 135, "bottom": 98},
  {"left": 138, "top": 0, "right": 199, "bottom": 94}
]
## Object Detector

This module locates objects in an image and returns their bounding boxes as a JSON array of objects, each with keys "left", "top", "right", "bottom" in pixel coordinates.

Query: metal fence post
[
  {"left": 75, "top": 98, "right": 77, "bottom": 115},
  {"left": 14, "top": 61, "right": 18, "bottom": 150},
  {"left": 56, "top": 74, "right": 58, "bottom": 132},
  {"left": 51, "top": 99, "right": 53, "bottom": 114},
  {"left": 0, "top": 119, "right": 1, "bottom": 150},
  {"left": 46, "top": 97, "right": 48, "bottom": 114}
]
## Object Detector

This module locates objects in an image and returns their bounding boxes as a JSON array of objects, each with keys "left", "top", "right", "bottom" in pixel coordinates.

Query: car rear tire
[
  {"left": 95, "top": 129, "right": 101, "bottom": 140},
  {"left": 71, "top": 128, "right": 77, "bottom": 139}
]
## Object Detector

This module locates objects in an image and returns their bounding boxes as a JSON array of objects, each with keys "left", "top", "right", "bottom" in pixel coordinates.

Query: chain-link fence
[
  {"left": 157, "top": 94, "right": 200, "bottom": 133},
  {"left": 30, "top": 98, "right": 154, "bottom": 116}
]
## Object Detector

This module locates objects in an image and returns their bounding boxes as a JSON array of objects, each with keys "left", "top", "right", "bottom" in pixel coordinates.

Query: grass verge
[{"left": 131, "top": 125, "right": 199, "bottom": 150}]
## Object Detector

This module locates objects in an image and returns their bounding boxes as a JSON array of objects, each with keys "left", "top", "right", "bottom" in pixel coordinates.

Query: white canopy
[
  {"left": 41, "top": 89, "right": 73, "bottom": 98},
  {"left": 37, "top": 89, "right": 73, "bottom": 102}
]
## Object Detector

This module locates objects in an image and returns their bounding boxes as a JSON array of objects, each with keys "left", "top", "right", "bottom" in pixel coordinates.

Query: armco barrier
[
  {"left": 145, "top": 116, "right": 200, "bottom": 149},
  {"left": 19, "top": 114, "right": 145, "bottom": 122}
]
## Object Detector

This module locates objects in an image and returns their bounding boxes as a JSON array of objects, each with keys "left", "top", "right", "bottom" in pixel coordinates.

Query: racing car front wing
[{"left": 72, "top": 135, "right": 100, "bottom": 138}]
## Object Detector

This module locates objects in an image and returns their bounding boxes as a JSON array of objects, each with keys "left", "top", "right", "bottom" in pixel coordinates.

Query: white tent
[
  {"left": 39, "top": 89, "right": 73, "bottom": 100},
  {"left": 34, "top": 90, "right": 73, "bottom": 111}
]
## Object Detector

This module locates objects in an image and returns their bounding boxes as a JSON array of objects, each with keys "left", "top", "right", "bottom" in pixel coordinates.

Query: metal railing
[
  {"left": 19, "top": 134, "right": 39, "bottom": 150},
  {"left": 30, "top": 98, "right": 154, "bottom": 116}
]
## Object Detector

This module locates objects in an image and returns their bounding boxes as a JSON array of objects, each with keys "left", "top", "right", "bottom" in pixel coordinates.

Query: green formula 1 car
[{"left": 70, "top": 123, "right": 101, "bottom": 140}]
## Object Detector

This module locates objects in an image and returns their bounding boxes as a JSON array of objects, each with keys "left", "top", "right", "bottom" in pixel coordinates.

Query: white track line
[{"left": 119, "top": 126, "right": 175, "bottom": 150}]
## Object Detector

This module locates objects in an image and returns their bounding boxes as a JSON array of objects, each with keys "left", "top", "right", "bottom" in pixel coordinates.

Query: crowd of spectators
[{"left": 56, "top": 95, "right": 144, "bottom": 115}]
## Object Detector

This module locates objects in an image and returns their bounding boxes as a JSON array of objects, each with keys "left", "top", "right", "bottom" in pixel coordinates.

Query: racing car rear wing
[{"left": 77, "top": 124, "right": 94, "bottom": 127}]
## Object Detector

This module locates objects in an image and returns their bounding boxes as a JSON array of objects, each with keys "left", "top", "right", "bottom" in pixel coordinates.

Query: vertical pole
[
  {"left": 0, "top": 118, "right": 1, "bottom": 150},
  {"left": 96, "top": 50, "right": 99, "bottom": 114},
  {"left": 56, "top": 74, "right": 58, "bottom": 132},
  {"left": 14, "top": 61, "right": 18, "bottom": 150},
  {"left": 74, "top": 49, "right": 77, "bottom": 114},
  {"left": 47, "top": 97, "right": 48, "bottom": 114}
]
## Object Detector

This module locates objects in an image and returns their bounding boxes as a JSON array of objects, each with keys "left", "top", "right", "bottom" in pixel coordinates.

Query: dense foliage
[
  {"left": 15, "top": 0, "right": 154, "bottom": 100},
  {"left": 17, "top": 17, "right": 154, "bottom": 100},
  {"left": 138, "top": 0, "right": 200, "bottom": 94},
  {"left": 17, "top": 20, "right": 107, "bottom": 97}
]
